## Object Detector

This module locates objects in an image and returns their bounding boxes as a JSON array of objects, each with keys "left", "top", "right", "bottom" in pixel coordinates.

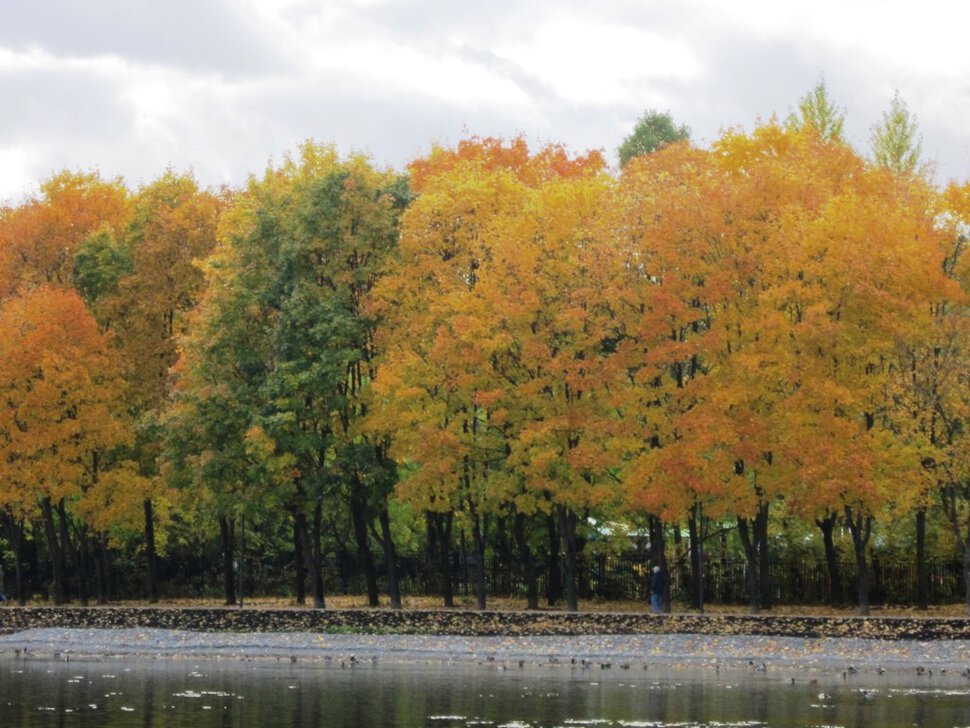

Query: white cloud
[
  {"left": 1, "top": 0, "right": 970, "bottom": 201},
  {"left": 494, "top": 17, "right": 704, "bottom": 106}
]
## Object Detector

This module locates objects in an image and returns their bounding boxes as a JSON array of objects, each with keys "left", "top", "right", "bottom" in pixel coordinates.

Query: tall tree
[
  {"left": 77, "top": 171, "right": 223, "bottom": 602},
  {"left": 787, "top": 79, "right": 846, "bottom": 142},
  {"left": 618, "top": 110, "right": 690, "bottom": 167},
  {"left": 0, "top": 287, "right": 133, "bottom": 603},
  {"left": 371, "top": 138, "right": 617, "bottom": 611},
  {"left": 870, "top": 91, "right": 923, "bottom": 175},
  {"left": 169, "top": 144, "right": 404, "bottom": 608}
]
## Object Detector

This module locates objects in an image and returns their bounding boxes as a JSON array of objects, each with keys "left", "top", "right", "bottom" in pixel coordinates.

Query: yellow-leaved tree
[{"left": 371, "top": 138, "right": 618, "bottom": 611}]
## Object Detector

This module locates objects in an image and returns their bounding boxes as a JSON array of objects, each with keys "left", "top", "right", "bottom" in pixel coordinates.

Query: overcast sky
[{"left": 2, "top": 0, "right": 970, "bottom": 203}]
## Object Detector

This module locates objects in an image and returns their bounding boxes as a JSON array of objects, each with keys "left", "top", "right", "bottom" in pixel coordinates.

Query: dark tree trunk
[
  {"left": 816, "top": 511, "right": 843, "bottom": 607},
  {"left": 737, "top": 516, "right": 759, "bottom": 615},
  {"left": 648, "top": 515, "right": 670, "bottom": 611},
  {"left": 513, "top": 512, "right": 539, "bottom": 610},
  {"left": 75, "top": 528, "right": 90, "bottom": 607},
  {"left": 218, "top": 515, "right": 236, "bottom": 606},
  {"left": 688, "top": 507, "right": 702, "bottom": 611},
  {"left": 144, "top": 498, "right": 159, "bottom": 603},
  {"left": 40, "top": 498, "right": 69, "bottom": 604},
  {"left": 546, "top": 512, "right": 563, "bottom": 606},
  {"left": 310, "top": 502, "right": 326, "bottom": 608},
  {"left": 556, "top": 505, "right": 579, "bottom": 612},
  {"left": 349, "top": 479, "right": 379, "bottom": 607},
  {"left": 916, "top": 507, "right": 928, "bottom": 609},
  {"left": 964, "top": 547, "right": 970, "bottom": 616},
  {"left": 57, "top": 500, "right": 77, "bottom": 604},
  {"left": 469, "top": 508, "right": 488, "bottom": 610},
  {"left": 845, "top": 507, "right": 873, "bottom": 616},
  {"left": 428, "top": 511, "right": 454, "bottom": 607},
  {"left": 492, "top": 516, "right": 512, "bottom": 596},
  {"left": 755, "top": 503, "right": 771, "bottom": 610},
  {"left": 378, "top": 503, "right": 402, "bottom": 609},
  {"left": 293, "top": 513, "right": 306, "bottom": 605},
  {"left": 94, "top": 534, "right": 111, "bottom": 604},
  {"left": 1, "top": 512, "right": 25, "bottom": 605}
]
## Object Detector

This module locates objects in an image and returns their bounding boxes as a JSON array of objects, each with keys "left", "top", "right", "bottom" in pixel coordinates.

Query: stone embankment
[{"left": 2, "top": 607, "right": 970, "bottom": 640}]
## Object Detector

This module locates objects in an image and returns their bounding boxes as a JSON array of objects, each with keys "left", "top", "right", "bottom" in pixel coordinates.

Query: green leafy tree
[
  {"left": 870, "top": 91, "right": 923, "bottom": 174},
  {"left": 168, "top": 143, "right": 405, "bottom": 608},
  {"left": 787, "top": 80, "right": 846, "bottom": 142},
  {"left": 618, "top": 110, "right": 690, "bottom": 166}
]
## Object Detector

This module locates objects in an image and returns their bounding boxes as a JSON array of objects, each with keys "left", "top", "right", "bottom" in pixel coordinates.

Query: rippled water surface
[{"left": 2, "top": 656, "right": 969, "bottom": 727}]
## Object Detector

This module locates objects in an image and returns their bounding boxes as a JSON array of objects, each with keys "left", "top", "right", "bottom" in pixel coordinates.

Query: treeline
[{"left": 2, "top": 85, "right": 970, "bottom": 615}]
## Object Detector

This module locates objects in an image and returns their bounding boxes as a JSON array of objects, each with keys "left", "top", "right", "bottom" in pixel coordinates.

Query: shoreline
[
  {"left": 3, "top": 627, "right": 970, "bottom": 679},
  {"left": 5, "top": 606, "right": 970, "bottom": 640}
]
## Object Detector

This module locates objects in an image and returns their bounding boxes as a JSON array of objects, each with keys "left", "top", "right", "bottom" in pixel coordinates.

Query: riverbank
[{"left": 4, "top": 605, "right": 970, "bottom": 640}]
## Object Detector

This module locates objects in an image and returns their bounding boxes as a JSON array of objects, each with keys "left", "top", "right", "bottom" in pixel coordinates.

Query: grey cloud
[
  {"left": 0, "top": 68, "right": 129, "bottom": 142},
  {"left": 0, "top": 0, "right": 286, "bottom": 75}
]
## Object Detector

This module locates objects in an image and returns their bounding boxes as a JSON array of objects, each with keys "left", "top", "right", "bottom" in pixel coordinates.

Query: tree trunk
[
  {"left": 816, "top": 512, "right": 843, "bottom": 607},
  {"left": 428, "top": 511, "right": 454, "bottom": 607},
  {"left": 144, "top": 498, "right": 159, "bottom": 603},
  {"left": 941, "top": 485, "right": 970, "bottom": 615},
  {"left": 75, "top": 528, "right": 90, "bottom": 607},
  {"left": 1, "top": 513, "right": 25, "bottom": 605},
  {"left": 40, "top": 498, "right": 68, "bottom": 604},
  {"left": 492, "top": 516, "right": 512, "bottom": 597},
  {"left": 557, "top": 505, "right": 579, "bottom": 613},
  {"left": 310, "top": 502, "right": 326, "bottom": 608},
  {"left": 648, "top": 515, "right": 670, "bottom": 612},
  {"left": 915, "top": 507, "right": 928, "bottom": 609},
  {"left": 293, "top": 513, "right": 306, "bottom": 605},
  {"left": 737, "top": 516, "right": 759, "bottom": 615},
  {"left": 688, "top": 508, "right": 702, "bottom": 610},
  {"left": 57, "top": 500, "right": 77, "bottom": 604},
  {"left": 94, "top": 534, "right": 111, "bottom": 604},
  {"left": 546, "top": 513, "right": 563, "bottom": 606},
  {"left": 218, "top": 515, "right": 236, "bottom": 605},
  {"left": 513, "top": 512, "right": 539, "bottom": 610},
  {"left": 378, "top": 503, "right": 402, "bottom": 609},
  {"left": 349, "top": 479, "right": 379, "bottom": 607},
  {"left": 964, "top": 546, "right": 970, "bottom": 615},
  {"left": 469, "top": 509, "right": 488, "bottom": 610},
  {"left": 845, "top": 507, "right": 873, "bottom": 616},
  {"left": 755, "top": 503, "right": 771, "bottom": 610}
]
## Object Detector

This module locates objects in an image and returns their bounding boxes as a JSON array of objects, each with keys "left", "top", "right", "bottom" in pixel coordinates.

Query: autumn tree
[
  {"left": 606, "top": 121, "right": 945, "bottom": 615},
  {"left": 0, "top": 170, "right": 129, "bottom": 298},
  {"left": 371, "top": 138, "right": 618, "bottom": 611},
  {"left": 906, "top": 182, "right": 970, "bottom": 612},
  {"left": 0, "top": 287, "right": 134, "bottom": 604},
  {"left": 74, "top": 171, "right": 223, "bottom": 602}
]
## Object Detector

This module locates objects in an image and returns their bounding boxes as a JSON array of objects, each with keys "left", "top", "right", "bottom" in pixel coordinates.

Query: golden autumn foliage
[
  {"left": 5, "top": 122, "right": 970, "bottom": 610},
  {"left": 0, "top": 286, "right": 137, "bottom": 530}
]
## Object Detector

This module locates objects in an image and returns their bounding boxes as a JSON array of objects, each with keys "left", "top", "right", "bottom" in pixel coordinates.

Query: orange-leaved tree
[
  {"left": 0, "top": 170, "right": 129, "bottom": 299},
  {"left": 371, "top": 137, "right": 618, "bottom": 611},
  {"left": 0, "top": 286, "right": 134, "bottom": 604}
]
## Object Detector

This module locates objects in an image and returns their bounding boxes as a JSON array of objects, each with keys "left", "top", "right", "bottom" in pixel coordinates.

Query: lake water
[{"left": 2, "top": 656, "right": 969, "bottom": 727}]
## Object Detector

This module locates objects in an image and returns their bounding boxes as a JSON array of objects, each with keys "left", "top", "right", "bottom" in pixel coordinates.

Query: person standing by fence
[{"left": 650, "top": 565, "right": 666, "bottom": 614}]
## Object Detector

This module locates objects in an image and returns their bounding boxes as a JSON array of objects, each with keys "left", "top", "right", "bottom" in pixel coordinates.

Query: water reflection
[{"left": 2, "top": 656, "right": 970, "bottom": 727}]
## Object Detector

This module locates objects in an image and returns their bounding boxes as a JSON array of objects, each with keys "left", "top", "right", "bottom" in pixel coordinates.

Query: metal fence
[
  {"left": 323, "top": 553, "right": 968, "bottom": 606},
  {"left": 16, "top": 545, "right": 967, "bottom": 606}
]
